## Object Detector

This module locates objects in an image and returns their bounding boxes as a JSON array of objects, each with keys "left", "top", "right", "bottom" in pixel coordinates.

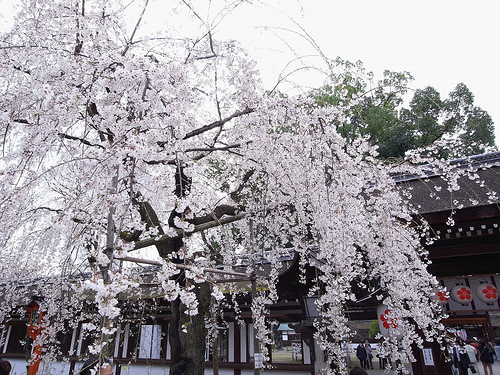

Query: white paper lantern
[
  {"left": 450, "top": 285, "right": 472, "bottom": 304},
  {"left": 475, "top": 283, "right": 498, "bottom": 304},
  {"left": 436, "top": 290, "right": 449, "bottom": 304},
  {"left": 377, "top": 304, "right": 398, "bottom": 338}
]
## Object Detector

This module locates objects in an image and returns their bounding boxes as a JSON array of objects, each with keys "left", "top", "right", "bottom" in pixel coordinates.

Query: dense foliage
[
  {"left": 311, "top": 59, "right": 496, "bottom": 160},
  {"left": 0, "top": 1, "right": 478, "bottom": 374}
]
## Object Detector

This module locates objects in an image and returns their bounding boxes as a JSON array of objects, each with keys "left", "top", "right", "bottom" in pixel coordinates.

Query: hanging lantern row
[{"left": 436, "top": 283, "right": 498, "bottom": 305}]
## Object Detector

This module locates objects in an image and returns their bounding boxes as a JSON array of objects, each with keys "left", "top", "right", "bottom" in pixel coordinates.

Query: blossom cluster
[{"left": 0, "top": 1, "right": 479, "bottom": 374}]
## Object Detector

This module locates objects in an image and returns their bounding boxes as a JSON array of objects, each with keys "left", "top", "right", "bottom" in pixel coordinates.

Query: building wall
[
  {"left": 0, "top": 316, "right": 313, "bottom": 375},
  {"left": 440, "top": 275, "right": 499, "bottom": 340}
]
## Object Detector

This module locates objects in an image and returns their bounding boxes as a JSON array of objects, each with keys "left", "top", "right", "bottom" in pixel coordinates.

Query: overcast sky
[
  {"left": 2, "top": 0, "right": 499, "bottom": 144},
  {"left": 221, "top": 0, "right": 500, "bottom": 144}
]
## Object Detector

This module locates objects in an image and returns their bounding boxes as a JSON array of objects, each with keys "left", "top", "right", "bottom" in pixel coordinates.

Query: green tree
[
  {"left": 310, "top": 59, "right": 413, "bottom": 150},
  {"left": 312, "top": 61, "right": 496, "bottom": 159},
  {"left": 368, "top": 319, "right": 380, "bottom": 340},
  {"left": 443, "top": 83, "right": 496, "bottom": 156},
  {"left": 400, "top": 86, "right": 443, "bottom": 149}
]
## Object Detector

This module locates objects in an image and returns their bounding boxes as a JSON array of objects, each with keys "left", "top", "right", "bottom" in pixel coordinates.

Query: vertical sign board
[
  {"left": 254, "top": 352, "right": 263, "bottom": 369},
  {"left": 422, "top": 348, "right": 434, "bottom": 366}
]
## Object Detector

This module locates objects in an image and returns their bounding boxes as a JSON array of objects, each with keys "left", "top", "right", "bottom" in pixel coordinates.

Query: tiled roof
[{"left": 394, "top": 152, "right": 500, "bottom": 213}]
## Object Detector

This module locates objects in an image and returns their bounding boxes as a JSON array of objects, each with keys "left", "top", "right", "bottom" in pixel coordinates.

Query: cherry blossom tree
[{"left": 0, "top": 1, "right": 448, "bottom": 374}]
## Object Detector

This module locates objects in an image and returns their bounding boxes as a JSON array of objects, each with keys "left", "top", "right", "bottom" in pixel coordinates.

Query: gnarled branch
[
  {"left": 58, "top": 132, "right": 105, "bottom": 149},
  {"left": 130, "top": 212, "right": 246, "bottom": 251},
  {"left": 168, "top": 107, "right": 254, "bottom": 142}
]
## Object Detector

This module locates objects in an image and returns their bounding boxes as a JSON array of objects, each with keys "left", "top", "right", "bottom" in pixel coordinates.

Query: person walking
[
  {"left": 382, "top": 341, "right": 393, "bottom": 369},
  {"left": 464, "top": 340, "right": 479, "bottom": 375},
  {"left": 356, "top": 342, "right": 368, "bottom": 370},
  {"left": 364, "top": 340, "right": 374, "bottom": 370},
  {"left": 478, "top": 339, "right": 494, "bottom": 375},
  {"left": 377, "top": 341, "right": 385, "bottom": 369},
  {"left": 452, "top": 341, "right": 471, "bottom": 375},
  {"left": 494, "top": 338, "right": 500, "bottom": 366}
]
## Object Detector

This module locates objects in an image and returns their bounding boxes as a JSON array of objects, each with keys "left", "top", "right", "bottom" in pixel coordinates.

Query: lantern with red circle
[
  {"left": 475, "top": 283, "right": 498, "bottom": 304},
  {"left": 376, "top": 304, "right": 400, "bottom": 338},
  {"left": 436, "top": 290, "right": 449, "bottom": 304},
  {"left": 450, "top": 285, "right": 472, "bottom": 304}
]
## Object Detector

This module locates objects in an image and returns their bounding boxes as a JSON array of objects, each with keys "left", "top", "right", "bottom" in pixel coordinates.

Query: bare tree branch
[
  {"left": 230, "top": 169, "right": 255, "bottom": 202},
  {"left": 58, "top": 132, "right": 105, "bottom": 149},
  {"left": 181, "top": 107, "right": 254, "bottom": 140},
  {"left": 122, "top": 0, "right": 150, "bottom": 56},
  {"left": 29, "top": 206, "right": 86, "bottom": 224},
  {"left": 184, "top": 143, "right": 243, "bottom": 153},
  {"left": 143, "top": 142, "right": 249, "bottom": 165}
]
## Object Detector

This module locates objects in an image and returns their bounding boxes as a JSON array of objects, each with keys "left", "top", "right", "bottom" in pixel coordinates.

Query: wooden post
[
  {"left": 251, "top": 273, "right": 261, "bottom": 375},
  {"left": 26, "top": 300, "right": 45, "bottom": 375}
]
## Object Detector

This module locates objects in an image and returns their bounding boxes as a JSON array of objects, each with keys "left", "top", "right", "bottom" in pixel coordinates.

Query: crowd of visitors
[
  {"left": 354, "top": 336, "right": 499, "bottom": 374},
  {"left": 1, "top": 336, "right": 498, "bottom": 375},
  {"left": 356, "top": 339, "right": 393, "bottom": 371},
  {"left": 451, "top": 337, "right": 498, "bottom": 375}
]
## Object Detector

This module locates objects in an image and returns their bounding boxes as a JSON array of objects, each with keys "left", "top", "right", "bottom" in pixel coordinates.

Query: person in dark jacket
[
  {"left": 452, "top": 341, "right": 471, "bottom": 375},
  {"left": 356, "top": 343, "right": 368, "bottom": 370},
  {"left": 478, "top": 339, "right": 494, "bottom": 375}
]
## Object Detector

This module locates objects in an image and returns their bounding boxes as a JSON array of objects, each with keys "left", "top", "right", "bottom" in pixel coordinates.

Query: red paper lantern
[
  {"left": 475, "top": 283, "right": 498, "bottom": 304},
  {"left": 450, "top": 285, "right": 472, "bottom": 304}
]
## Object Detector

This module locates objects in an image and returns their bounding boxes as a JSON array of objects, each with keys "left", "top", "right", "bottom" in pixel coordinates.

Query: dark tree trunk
[
  {"left": 169, "top": 282, "right": 212, "bottom": 375},
  {"left": 169, "top": 298, "right": 183, "bottom": 370},
  {"left": 123, "top": 164, "right": 243, "bottom": 375}
]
